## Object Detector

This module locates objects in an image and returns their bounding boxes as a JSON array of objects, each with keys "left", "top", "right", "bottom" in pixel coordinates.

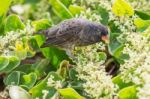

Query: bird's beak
[{"left": 101, "top": 35, "right": 109, "bottom": 44}]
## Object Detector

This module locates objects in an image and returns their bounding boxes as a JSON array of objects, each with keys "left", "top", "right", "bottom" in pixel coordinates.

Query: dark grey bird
[{"left": 37, "top": 18, "right": 109, "bottom": 52}]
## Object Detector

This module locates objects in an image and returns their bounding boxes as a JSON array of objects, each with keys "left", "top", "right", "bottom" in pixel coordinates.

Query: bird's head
[{"left": 97, "top": 24, "right": 109, "bottom": 44}]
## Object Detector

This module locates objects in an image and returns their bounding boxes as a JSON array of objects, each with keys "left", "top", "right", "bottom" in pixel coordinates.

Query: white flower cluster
[
  {"left": 77, "top": 62, "right": 115, "bottom": 99},
  {"left": 34, "top": 0, "right": 51, "bottom": 20},
  {"left": 120, "top": 32, "right": 150, "bottom": 98},
  {"left": 75, "top": 44, "right": 115, "bottom": 99},
  {"left": 0, "top": 31, "right": 21, "bottom": 55},
  {"left": 42, "top": 90, "right": 49, "bottom": 99},
  {"left": 0, "top": 21, "right": 33, "bottom": 56},
  {"left": 130, "top": 0, "right": 150, "bottom": 14},
  {"left": 75, "top": 0, "right": 136, "bottom": 33},
  {"left": 77, "top": 8, "right": 102, "bottom": 23},
  {"left": 47, "top": 75, "right": 62, "bottom": 89}
]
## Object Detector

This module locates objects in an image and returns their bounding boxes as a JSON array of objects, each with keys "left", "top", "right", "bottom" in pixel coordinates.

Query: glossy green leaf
[
  {"left": 118, "top": 86, "right": 137, "bottom": 99},
  {"left": 0, "top": 56, "right": 9, "bottom": 71},
  {"left": 49, "top": 0, "right": 73, "bottom": 19},
  {"left": 69, "top": 81, "right": 83, "bottom": 90},
  {"left": 57, "top": 60, "right": 69, "bottom": 78},
  {"left": 112, "top": 75, "right": 133, "bottom": 89},
  {"left": 0, "top": 0, "right": 11, "bottom": 15},
  {"left": 135, "top": 10, "right": 150, "bottom": 20},
  {"left": 113, "top": 45, "right": 124, "bottom": 58},
  {"left": 69, "top": 5, "right": 84, "bottom": 16},
  {"left": 98, "top": 6, "right": 109, "bottom": 25},
  {"left": 108, "top": 33, "right": 129, "bottom": 63},
  {"left": 34, "top": 34, "right": 46, "bottom": 47},
  {"left": 0, "top": 0, "right": 12, "bottom": 33},
  {"left": 134, "top": 18, "right": 150, "bottom": 32},
  {"left": 5, "top": 14, "right": 25, "bottom": 32},
  {"left": 15, "top": 49, "right": 27, "bottom": 60},
  {"left": 60, "top": 0, "right": 71, "bottom": 7},
  {"left": 4, "top": 71, "right": 25, "bottom": 85},
  {"left": 108, "top": 21, "right": 121, "bottom": 33},
  {"left": 69, "top": 68, "right": 78, "bottom": 81},
  {"left": 14, "top": 64, "right": 33, "bottom": 74},
  {"left": 32, "top": 19, "right": 52, "bottom": 32},
  {"left": 28, "top": 36, "right": 40, "bottom": 51},
  {"left": 108, "top": 33, "right": 122, "bottom": 55},
  {"left": 58, "top": 88, "right": 85, "bottom": 99},
  {"left": 41, "top": 46, "right": 70, "bottom": 69},
  {"left": 34, "top": 59, "right": 50, "bottom": 77},
  {"left": 28, "top": 35, "right": 46, "bottom": 52},
  {"left": 21, "top": 72, "right": 37, "bottom": 89},
  {"left": 113, "top": 44, "right": 129, "bottom": 64},
  {"left": 0, "top": 56, "right": 20, "bottom": 73},
  {"left": 29, "top": 72, "right": 62, "bottom": 99}
]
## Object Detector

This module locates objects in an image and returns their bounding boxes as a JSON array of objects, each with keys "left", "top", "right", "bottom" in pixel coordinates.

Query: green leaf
[
  {"left": 28, "top": 35, "right": 46, "bottom": 52},
  {"left": 69, "top": 81, "right": 83, "bottom": 90},
  {"left": 4, "top": 14, "right": 25, "bottom": 32},
  {"left": 15, "top": 49, "right": 27, "bottom": 60},
  {"left": 34, "top": 34, "right": 46, "bottom": 47},
  {"left": 112, "top": 75, "right": 133, "bottom": 89},
  {"left": 0, "top": 0, "right": 12, "bottom": 15},
  {"left": 135, "top": 10, "right": 150, "bottom": 20},
  {"left": 0, "top": 56, "right": 20, "bottom": 73},
  {"left": 118, "top": 86, "right": 137, "bottom": 99},
  {"left": 57, "top": 60, "right": 69, "bottom": 78},
  {"left": 41, "top": 46, "right": 70, "bottom": 69},
  {"left": 32, "top": 19, "right": 52, "bottom": 32},
  {"left": 134, "top": 18, "right": 150, "bottom": 32},
  {"left": 49, "top": 0, "right": 73, "bottom": 20},
  {"left": 60, "top": 0, "right": 72, "bottom": 7},
  {"left": 58, "top": 88, "right": 85, "bottom": 99},
  {"left": 108, "top": 33, "right": 129, "bottom": 64},
  {"left": 69, "top": 5, "right": 84, "bottom": 16},
  {"left": 28, "top": 36, "right": 40, "bottom": 51},
  {"left": 14, "top": 64, "right": 33, "bottom": 74},
  {"left": 98, "top": 6, "right": 109, "bottom": 25},
  {"left": 0, "top": 56, "right": 9, "bottom": 71},
  {"left": 113, "top": 44, "right": 129, "bottom": 64},
  {"left": 0, "top": 0, "right": 12, "bottom": 34},
  {"left": 69, "top": 68, "right": 78, "bottom": 81},
  {"left": 21, "top": 73, "right": 37, "bottom": 89},
  {"left": 113, "top": 45, "right": 124, "bottom": 58},
  {"left": 108, "top": 33, "right": 122, "bottom": 55},
  {"left": 29, "top": 72, "right": 62, "bottom": 99},
  {"left": 4, "top": 71, "right": 25, "bottom": 85},
  {"left": 108, "top": 21, "right": 121, "bottom": 33},
  {"left": 34, "top": 59, "right": 50, "bottom": 77}
]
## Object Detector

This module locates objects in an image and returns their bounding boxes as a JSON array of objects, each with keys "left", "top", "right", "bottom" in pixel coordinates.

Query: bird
[{"left": 37, "top": 18, "right": 109, "bottom": 56}]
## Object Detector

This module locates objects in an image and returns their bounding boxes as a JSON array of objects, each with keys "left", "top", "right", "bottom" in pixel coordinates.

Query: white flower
[
  {"left": 75, "top": 44, "right": 115, "bottom": 98},
  {"left": 120, "top": 32, "right": 150, "bottom": 98},
  {"left": 42, "top": 90, "right": 49, "bottom": 99},
  {"left": 47, "top": 75, "right": 62, "bottom": 89}
]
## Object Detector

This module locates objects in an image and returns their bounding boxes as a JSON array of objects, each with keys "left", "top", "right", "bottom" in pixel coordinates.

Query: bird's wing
[
  {"left": 41, "top": 20, "right": 83, "bottom": 48},
  {"left": 78, "top": 23, "right": 100, "bottom": 46}
]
